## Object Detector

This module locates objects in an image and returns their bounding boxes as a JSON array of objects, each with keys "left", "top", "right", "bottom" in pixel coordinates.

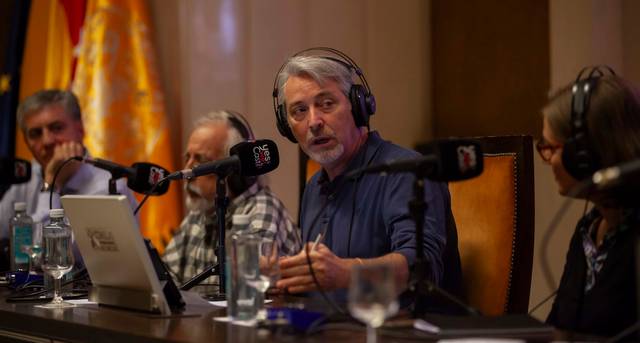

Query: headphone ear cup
[
  {"left": 562, "top": 135, "right": 596, "bottom": 180},
  {"left": 349, "top": 84, "right": 370, "bottom": 127},
  {"left": 365, "top": 92, "right": 376, "bottom": 116},
  {"left": 561, "top": 137, "right": 581, "bottom": 179},
  {"left": 275, "top": 104, "right": 297, "bottom": 143}
]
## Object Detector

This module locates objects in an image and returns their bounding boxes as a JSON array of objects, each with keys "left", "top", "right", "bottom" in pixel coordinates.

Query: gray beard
[
  {"left": 185, "top": 195, "right": 214, "bottom": 213},
  {"left": 303, "top": 143, "right": 345, "bottom": 165}
]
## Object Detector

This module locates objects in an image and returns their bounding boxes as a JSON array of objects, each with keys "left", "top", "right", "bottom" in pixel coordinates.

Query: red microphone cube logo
[
  {"left": 253, "top": 144, "right": 271, "bottom": 168},
  {"left": 14, "top": 161, "right": 28, "bottom": 178},
  {"left": 457, "top": 145, "right": 478, "bottom": 173},
  {"left": 148, "top": 166, "right": 165, "bottom": 185}
]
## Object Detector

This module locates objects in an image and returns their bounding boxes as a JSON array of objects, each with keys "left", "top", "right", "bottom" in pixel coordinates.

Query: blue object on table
[
  {"left": 7, "top": 271, "right": 43, "bottom": 288},
  {"left": 266, "top": 307, "right": 326, "bottom": 332}
]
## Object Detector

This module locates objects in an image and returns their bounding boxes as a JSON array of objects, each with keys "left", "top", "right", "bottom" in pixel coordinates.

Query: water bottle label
[{"left": 14, "top": 226, "right": 32, "bottom": 264}]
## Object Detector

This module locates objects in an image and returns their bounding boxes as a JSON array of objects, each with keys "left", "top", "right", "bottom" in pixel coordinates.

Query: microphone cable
[
  {"left": 300, "top": 144, "right": 376, "bottom": 319},
  {"left": 527, "top": 289, "right": 558, "bottom": 316},
  {"left": 6, "top": 267, "right": 90, "bottom": 302},
  {"left": 301, "top": 197, "right": 350, "bottom": 317},
  {"left": 539, "top": 179, "right": 593, "bottom": 293},
  {"left": 605, "top": 320, "right": 640, "bottom": 343},
  {"left": 133, "top": 175, "right": 171, "bottom": 215},
  {"left": 49, "top": 156, "right": 82, "bottom": 209}
]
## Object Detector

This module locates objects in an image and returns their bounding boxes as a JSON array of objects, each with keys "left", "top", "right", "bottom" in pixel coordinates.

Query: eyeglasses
[{"left": 536, "top": 139, "right": 563, "bottom": 163}]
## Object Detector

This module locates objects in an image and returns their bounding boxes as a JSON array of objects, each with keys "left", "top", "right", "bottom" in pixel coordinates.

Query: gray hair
[
  {"left": 193, "top": 110, "right": 250, "bottom": 158},
  {"left": 17, "top": 90, "right": 82, "bottom": 131},
  {"left": 543, "top": 75, "right": 640, "bottom": 167},
  {"left": 276, "top": 55, "right": 354, "bottom": 107}
]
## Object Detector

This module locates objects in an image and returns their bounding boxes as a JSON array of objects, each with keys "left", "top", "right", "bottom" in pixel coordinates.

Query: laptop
[{"left": 61, "top": 195, "right": 183, "bottom": 314}]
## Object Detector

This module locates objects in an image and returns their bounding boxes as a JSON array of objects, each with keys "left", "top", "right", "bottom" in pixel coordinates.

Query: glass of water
[
  {"left": 244, "top": 239, "right": 280, "bottom": 319},
  {"left": 348, "top": 262, "right": 399, "bottom": 343},
  {"left": 37, "top": 213, "right": 75, "bottom": 309}
]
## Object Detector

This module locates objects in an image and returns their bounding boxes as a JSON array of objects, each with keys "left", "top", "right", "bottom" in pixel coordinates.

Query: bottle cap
[
  {"left": 13, "top": 202, "right": 26, "bottom": 212},
  {"left": 232, "top": 214, "right": 250, "bottom": 226},
  {"left": 49, "top": 208, "right": 65, "bottom": 218}
]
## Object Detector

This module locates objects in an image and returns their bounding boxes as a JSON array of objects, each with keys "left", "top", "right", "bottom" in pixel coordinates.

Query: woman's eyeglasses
[{"left": 536, "top": 140, "right": 562, "bottom": 163}]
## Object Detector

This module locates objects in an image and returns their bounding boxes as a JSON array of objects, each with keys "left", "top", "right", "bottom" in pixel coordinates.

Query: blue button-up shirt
[{"left": 300, "top": 131, "right": 448, "bottom": 285}]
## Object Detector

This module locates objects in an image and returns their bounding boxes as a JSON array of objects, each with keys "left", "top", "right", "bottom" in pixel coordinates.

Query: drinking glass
[
  {"left": 36, "top": 225, "right": 75, "bottom": 309},
  {"left": 20, "top": 222, "right": 43, "bottom": 276},
  {"left": 244, "top": 238, "right": 280, "bottom": 319},
  {"left": 348, "top": 263, "right": 399, "bottom": 343}
]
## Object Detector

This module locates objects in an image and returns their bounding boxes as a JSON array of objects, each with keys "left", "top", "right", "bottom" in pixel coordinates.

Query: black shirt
[{"left": 547, "top": 208, "right": 638, "bottom": 337}]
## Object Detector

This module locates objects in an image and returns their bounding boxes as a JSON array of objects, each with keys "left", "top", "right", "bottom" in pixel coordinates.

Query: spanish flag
[{"left": 72, "top": 0, "right": 181, "bottom": 252}]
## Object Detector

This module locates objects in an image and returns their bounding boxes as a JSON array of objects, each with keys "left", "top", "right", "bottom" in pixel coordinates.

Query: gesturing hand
[{"left": 276, "top": 242, "right": 358, "bottom": 293}]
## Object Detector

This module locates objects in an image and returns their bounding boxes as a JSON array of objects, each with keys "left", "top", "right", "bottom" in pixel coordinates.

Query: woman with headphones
[{"left": 539, "top": 67, "right": 640, "bottom": 338}]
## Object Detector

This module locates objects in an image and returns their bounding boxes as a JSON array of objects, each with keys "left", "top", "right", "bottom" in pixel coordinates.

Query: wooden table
[{"left": 0, "top": 288, "right": 561, "bottom": 343}]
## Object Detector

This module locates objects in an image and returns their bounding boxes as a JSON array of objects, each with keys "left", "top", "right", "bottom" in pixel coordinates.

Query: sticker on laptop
[{"left": 87, "top": 229, "right": 119, "bottom": 252}]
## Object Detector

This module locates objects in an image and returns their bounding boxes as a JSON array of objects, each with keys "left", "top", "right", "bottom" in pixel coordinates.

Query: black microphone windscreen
[
  {"left": 589, "top": 158, "right": 640, "bottom": 206},
  {"left": 127, "top": 162, "right": 170, "bottom": 195},
  {"left": 0, "top": 157, "right": 32, "bottom": 185},
  {"left": 417, "top": 138, "right": 484, "bottom": 182},
  {"left": 230, "top": 139, "right": 280, "bottom": 176}
]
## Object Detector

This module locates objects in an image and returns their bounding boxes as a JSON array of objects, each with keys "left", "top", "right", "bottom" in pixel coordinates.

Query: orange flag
[{"left": 72, "top": 0, "right": 182, "bottom": 252}]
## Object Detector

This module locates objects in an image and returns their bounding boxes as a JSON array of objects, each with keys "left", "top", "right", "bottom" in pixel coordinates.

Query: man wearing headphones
[
  {"left": 274, "top": 48, "right": 456, "bottom": 299},
  {"left": 162, "top": 110, "right": 301, "bottom": 284},
  {"left": 540, "top": 69, "right": 640, "bottom": 338}
]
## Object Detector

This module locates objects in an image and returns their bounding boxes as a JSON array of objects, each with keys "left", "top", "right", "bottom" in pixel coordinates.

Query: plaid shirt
[{"left": 163, "top": 183, "right": 301, "bottom": 284}]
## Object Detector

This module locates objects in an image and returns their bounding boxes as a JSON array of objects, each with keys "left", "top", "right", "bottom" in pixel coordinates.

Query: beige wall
[
  {"left": 150, "top": 0, "right": 432, "bottom": 221},
  {"left": 150, "top": 0, "right": 640, "bottom": 321},
  {"left": 529, "top": 0, "right": 640, "bottom": 320}
]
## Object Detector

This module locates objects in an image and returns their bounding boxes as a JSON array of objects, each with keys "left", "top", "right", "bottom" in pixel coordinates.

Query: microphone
[
  {"left": 167, "top": 139, "right": 279, "bottom": 180},
  {"left": 78, "top": 157, "right": 170, "bottom": 195},
  {"left": 0, "top": 157, "right": 32, "bottom": 185},
  {"left": 347, "top": 138, "right": 483, "bottom": 181},
  {"left": 588, "top": 159, "right": 640, "bottom": 206},
  {"left": 592, "top": 159, "right": 640, "bottom": 190}
]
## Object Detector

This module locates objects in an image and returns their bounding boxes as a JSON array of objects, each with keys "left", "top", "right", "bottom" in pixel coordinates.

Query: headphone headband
[
  {"left": 224, "top": 109, "right": 254, "bottom": 141},
  {"left": 562, "top": 65, "right": 616, "bottom": 180},
  {"left": 272, "top": 47, "right": 376, "bottom": 143}
]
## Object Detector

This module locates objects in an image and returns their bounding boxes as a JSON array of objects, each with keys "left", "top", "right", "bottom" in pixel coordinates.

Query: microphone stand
[
  {"left": 215, "top": 176, "right": 229, "bottom": 296},
  {"left": 409, "top": 170, "right": 480, "bottom": 317},
  {"left": 108, "top": 177, "right": 119, "bottom": 195},
  {"left": 179, "top": 175, "right": 228, "bottom": 301}
]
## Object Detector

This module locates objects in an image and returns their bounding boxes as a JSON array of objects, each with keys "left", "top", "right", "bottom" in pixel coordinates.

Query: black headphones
[
  {"left": 222, "top": 110, "right": 257, "bottom": 195},
  {"left": 561, "top": 65, "right": 616, "bottom": 180},
  {"left": 272, "top": 47, "right": 376, "bottom": 143}
]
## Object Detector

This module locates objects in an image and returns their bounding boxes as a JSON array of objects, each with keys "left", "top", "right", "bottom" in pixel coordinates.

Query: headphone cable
[
  {"left": 539, "top": 179, "right": 593, "bottom": 292},
  {"left": 300, "top": 193, "right": 349, "bottom": 317}
]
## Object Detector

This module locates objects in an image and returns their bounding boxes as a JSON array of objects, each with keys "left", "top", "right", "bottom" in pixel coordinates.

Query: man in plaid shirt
[{"left": 163, "top": 110, "right": 300, "bottom": 285}]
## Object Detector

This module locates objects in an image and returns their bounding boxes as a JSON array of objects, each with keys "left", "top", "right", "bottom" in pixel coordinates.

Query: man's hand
[
  {"left": 44, "top": 142, "right": 84, "bottom": 190},
  {"left": 276, "top": 243, "right": 358, "bottom": 293}
]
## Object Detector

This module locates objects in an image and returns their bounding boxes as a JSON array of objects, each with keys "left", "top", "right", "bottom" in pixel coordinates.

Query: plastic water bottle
[
  {"left": 225, "top": 214, "right": 260, "bottom": 320},
  {"left": 9, "top": 202, "right": 33, "bottom": 271},
  {"left": 42, "top": 209, "right": 74, "bottom": 296}
]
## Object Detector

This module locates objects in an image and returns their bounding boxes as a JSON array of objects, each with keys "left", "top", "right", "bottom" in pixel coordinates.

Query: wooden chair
[
  {"left": 299, "top": 136, "right": 535, "bottom": 316},
  {"left": 448, "top": 135, "right": 535, "bottom": 316},
  {"left": 298, "top": 149, "right": 321, "bottom": 203}
]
